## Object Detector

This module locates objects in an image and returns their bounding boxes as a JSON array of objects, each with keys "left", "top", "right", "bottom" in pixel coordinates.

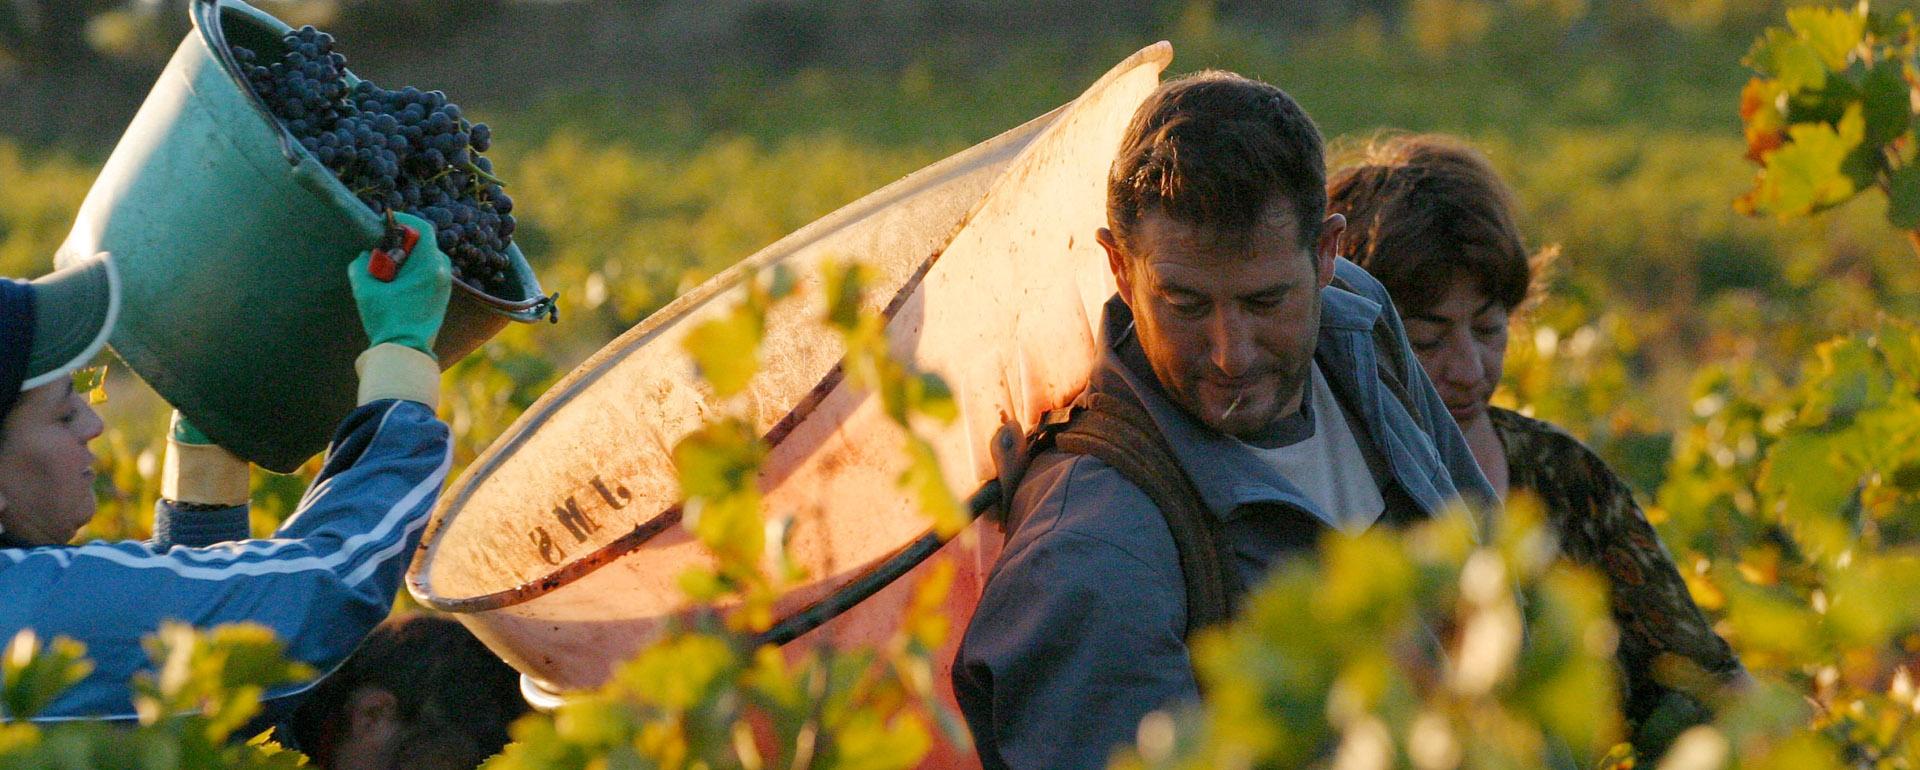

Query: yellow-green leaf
[
  {"left": 684, "top": 307, "right": 764, "bottom": 399},
  {"left": 901, "top": 437, "right": 967, "bottom": 538},
  {"left": 1786, "top": 5, "right": 1866, "bottom": 72},
  {"left": 822, "top": 260, "right": 873, "bottom": 332},
  {"left": 1746, "top": 27, "right": 1828, "bottom": 92},
  {"left": 619, "top": 633, "right": 738, "bottom": 712},
  {"left": 1751, "top": 103, "right": 1865, "bottom": 217},
  {"left": 673, "top": 419, "right": 765, "bottom": 501}
]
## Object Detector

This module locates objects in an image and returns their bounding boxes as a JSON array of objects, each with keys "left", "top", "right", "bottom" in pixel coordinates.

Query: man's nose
[{"left": 1208, "top": 309, "right": 1256, "bottom": 378}]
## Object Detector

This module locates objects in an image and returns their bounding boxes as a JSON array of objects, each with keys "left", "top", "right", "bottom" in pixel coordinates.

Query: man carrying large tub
[
  {"left": 954, "top": 72, "right": 1498, "bottom": 769},
  {"left": 0, "top": 212, "right": 452, "bottom": 721}
]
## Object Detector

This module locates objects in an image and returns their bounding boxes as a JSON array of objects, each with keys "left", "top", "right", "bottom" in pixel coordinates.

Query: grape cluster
[{"left": 234, "top": 25, "right": 517, "bottom": 292}]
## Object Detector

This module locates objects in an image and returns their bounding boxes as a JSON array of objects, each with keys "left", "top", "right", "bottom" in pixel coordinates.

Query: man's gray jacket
[{"left": 953, "top": 258, "right": 1495, "bottom": 770}]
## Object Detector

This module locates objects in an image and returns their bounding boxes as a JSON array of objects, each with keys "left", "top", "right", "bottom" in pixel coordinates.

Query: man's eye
[
  {"left": 1168, "top": 301, "right": 1208, "bottom": 318},
  {"left": 1473, "top": 325, "right": 1506, "bottom": 338},
  {"left": 1410, "top": 339, "right": 1442, "bottom": 353}
]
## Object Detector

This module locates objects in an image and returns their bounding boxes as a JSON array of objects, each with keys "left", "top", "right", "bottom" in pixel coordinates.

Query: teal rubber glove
[
  {"left": 347, "top": 212, "right": 452, "bottom": 357},
  {"left": 170, "top": 411, "right": 214, "bottom": 446}
]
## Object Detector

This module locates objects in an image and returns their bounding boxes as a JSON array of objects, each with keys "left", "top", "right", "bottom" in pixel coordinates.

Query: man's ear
[
  {"left": 1313, "top": 213, "right": 1345, "bottom": 289},
  {"left": 1097, "top": 227, "right": 1135, "bottom": 304}
]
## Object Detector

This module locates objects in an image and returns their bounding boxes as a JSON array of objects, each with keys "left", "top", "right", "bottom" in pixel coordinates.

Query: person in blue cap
[{"left": 0, "top": 212, "right": 457, "bottom": 723}]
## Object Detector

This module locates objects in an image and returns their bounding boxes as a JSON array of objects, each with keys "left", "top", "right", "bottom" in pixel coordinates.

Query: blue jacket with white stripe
[{"left": 0, "top": 398, "right": 450, "bottom": 721}]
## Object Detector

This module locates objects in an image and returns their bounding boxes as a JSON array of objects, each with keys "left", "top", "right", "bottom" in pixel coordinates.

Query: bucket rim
[
  {"left": 190, "top": 0, "right": 302, "bottom": 168},
  {"left": 404, "top": 111, "right": 1053, "bottom": 613},
  {"left": 407, "top": 42, "right": 1175, "bottom": 616},
  {"left": 191, "top": 0, "right": 553, "bottom": 321}
]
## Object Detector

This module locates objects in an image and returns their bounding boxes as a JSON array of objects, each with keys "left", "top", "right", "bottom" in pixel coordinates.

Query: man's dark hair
[
  {"left": 292, "top": 613, "right": 528, "bottom": 769},
  {"left": 1107, "top": 70, "right": 1328, "bottom": 252},
  {"left": 1327, "top": 133, "right": 1545, "bottom": 314}
]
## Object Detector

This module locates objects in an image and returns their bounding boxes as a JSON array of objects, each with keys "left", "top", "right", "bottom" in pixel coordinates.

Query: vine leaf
[
  {"left": 1885, "top": 163, "right": 1920, "bottom": 229},
  {"left": 1747, "top": 103, "right": 1865, "bottom": 218},
  {"left": 1787, "top": 6, "right": 1867, "bottom": 71},
  {"left": 1745, "top": 28, "right": 1829, "bottom": 92},
  {"left": 1859, "top": 59, "right": 1910, "bottom": 146},
  {"left": 685, "top": 307, "right": 765, "bottom": 398}
]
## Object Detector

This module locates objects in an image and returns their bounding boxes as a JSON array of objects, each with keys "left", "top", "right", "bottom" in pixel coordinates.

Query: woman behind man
[{"left": 1327, "top": 134, "right": 1746, "bottom": 749}]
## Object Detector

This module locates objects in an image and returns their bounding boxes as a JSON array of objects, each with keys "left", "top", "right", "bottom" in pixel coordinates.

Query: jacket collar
[{"left": 1088, "top": 273, "right": 1431, "bottom": 527}]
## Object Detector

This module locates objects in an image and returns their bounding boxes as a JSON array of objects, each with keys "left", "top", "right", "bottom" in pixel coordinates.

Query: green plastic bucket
[{"left": 53, "top": 0, "right": 552, "bottom": 473}]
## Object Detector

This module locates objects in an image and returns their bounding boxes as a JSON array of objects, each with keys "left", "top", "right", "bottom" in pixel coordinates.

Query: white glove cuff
[
  {"left": 161, "top": 440, "right": 251, "bottom": 506},
  {"left": 356, "top": 343, "right": 441, "bottom": 409}
]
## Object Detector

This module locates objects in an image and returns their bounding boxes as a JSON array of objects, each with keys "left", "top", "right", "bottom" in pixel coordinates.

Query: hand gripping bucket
[{"left": 52, "top": 0, "right": 552, "bottom": 472}]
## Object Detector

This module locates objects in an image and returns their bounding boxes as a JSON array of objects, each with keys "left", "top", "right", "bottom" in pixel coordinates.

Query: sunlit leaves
[
  {"left": 1746, "top": 27, "right": 1831, "bottom": 93},
  {"left": 500, "top": 255, "right": 962, "bottom": 768},
  {"left": 1653, "top": 311, "right": 1920, "bottom": 764},
  {"left": 134, "top": 623, "right": 313, "bottom": 742},
  {"left": 624, "top": 634, "right": 738, "bottom": 712},
  {"left": 819, "top": 260, "right": 963, "bottom": 537},
  {"left": 1738, "top": 3, "right": 1920, "bottom": 236},
  {"left": 821, "top": 259, "right": 874, "bottom": 336},
  {"left": 1741, "top": 103, "right": 1865, "bottom": 218},
  {"left": 1790, "top": 6, "right": 1870, "bottom": 71},
  {"left": 1884, "top": 163, "right": 1920, "bottom": 229},
  {"left": 1122, "top": 507, "right": 1626, "bottom": 769},
  {"left": 1753, "top": 323, "right": 1920, "bottom": 564},
  {"left": 1, "top": 632, "right": 90, "bottom": 721},
  {"left": 1512, "top": 569, "right": 1618, "bottom": 756},
  {"left": 0, "top": 625, "right": 313, "bottom": 768},
  {"left": 902, "top": 437, "right": 966, "bottom": 539},
  {"left": 683, "top": 264, "right": 797, "bottom": 398},
  {"left": 685, "top": 308, "right": 767, "bottom": 398}
]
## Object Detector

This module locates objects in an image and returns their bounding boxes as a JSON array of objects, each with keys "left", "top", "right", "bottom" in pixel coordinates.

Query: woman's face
[
  {"left": 1402, "top": 275, "right": 1511, "bottom": 426},
  {"left": 0, "top": 380, "right": 104, "bottom": 544}
]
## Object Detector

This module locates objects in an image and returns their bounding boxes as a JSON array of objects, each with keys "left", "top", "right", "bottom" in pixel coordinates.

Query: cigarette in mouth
[{"left": 1221, "top": 393, "right": 1245, "bottom": 420}]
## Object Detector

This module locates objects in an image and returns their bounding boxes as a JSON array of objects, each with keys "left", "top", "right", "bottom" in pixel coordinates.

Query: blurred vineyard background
[
  {"left": 3, "top": 0, "right": 1892, "bottom": 532},
  {"left": 8, "top": 0, "right": 1920, "bottom": 764}
]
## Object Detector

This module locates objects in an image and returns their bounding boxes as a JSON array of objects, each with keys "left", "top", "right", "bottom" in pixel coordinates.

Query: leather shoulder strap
[{"left": 1053, "top": 392, "right": 1235, "bottom": 636}]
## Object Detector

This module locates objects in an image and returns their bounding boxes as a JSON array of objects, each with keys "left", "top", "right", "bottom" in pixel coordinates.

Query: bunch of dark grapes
[{"left": 234, "top": 25, "right": 516, "bottom": 292}]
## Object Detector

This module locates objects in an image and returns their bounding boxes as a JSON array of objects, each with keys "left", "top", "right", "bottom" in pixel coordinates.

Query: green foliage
[
  {"left": 491, "top": 258, "right": 966, "bottom": 767},
  {"left": 1, "top": 632, "right": 93, "bottom": 721},
  {"left": 14, "top": 2, "right": 1920, "bottom": 765},
  {"left": 486, "top": 579, "right": 953, "bottom": 770},
  {"left": 819, "top": 261, "right": 965, "bottom": 538},
  {"left": 1108, "top": 503, "right": 1634, "bottom": 769},
  {"left": 1125, "top": 307, "right": 1920, "bottom": 768},
  {"left": 1736, "top": 3, "right": 1920, "bottom": 229},
  {"left": 0, "top": 624, "right": 311, "bottom": 769},
  {"left": 1634, "top": 317, "right": 1920, "bottom": 768}
]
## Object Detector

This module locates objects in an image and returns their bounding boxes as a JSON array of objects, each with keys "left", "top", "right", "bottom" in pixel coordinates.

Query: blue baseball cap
[{"left": 0, "top": 252, "right": 118, "bottom": 417}]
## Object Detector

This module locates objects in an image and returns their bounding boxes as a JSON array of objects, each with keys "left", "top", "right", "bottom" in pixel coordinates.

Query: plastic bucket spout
[{"left": 52, "top": 0, "right": 549, "bottom": 473}]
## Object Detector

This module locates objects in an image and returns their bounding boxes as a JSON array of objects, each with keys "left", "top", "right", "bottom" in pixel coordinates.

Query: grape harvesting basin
[
  {"left": 53, "top": 0, "right": 550, "bottom": 473},
  {"left": 409, "top": 41, "right": 1172, "bottom": 749}
]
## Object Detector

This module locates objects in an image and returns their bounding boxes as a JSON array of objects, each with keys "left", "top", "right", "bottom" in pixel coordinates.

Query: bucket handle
[{"left": 191, "top": 0, "right": 302, "bottom": 167}]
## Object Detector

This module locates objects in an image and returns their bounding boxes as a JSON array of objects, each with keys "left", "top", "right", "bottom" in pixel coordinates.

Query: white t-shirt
[{"left": 1237, "top": 363, "right": 1385, "bottom": 535}]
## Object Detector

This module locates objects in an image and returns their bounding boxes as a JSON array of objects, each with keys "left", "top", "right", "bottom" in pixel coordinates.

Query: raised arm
[{"left": 3, "top": 212, "right": 456, "bottom": 720}]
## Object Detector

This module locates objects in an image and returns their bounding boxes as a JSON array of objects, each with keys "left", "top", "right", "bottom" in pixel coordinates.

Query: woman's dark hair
[
  {"left": 1327, "top": 133, "right": 1550, "bottom": 313},
  {"left": 1107, "top": 70, "right": 1328, "bottom": 252},
  {"left": 292, "top": 613, "right": 528, "bottom": 769}
]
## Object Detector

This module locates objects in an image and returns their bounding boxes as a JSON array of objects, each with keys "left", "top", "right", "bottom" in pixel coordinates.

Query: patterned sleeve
[{"left": 1492, "top": 410, "right": 1742, "bottom": 726}]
